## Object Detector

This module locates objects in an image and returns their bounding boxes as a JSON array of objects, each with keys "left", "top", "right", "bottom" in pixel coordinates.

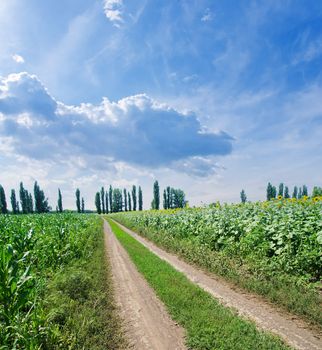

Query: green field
[
  {"left": 111, "top": 197, "right": 322, "bottom": 326},
  {"left": 0, "top": 213, "right": 124, "bottom": 349}
]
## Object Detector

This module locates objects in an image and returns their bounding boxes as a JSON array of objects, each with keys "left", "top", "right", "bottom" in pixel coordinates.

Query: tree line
[
  {"left": 151, "top": 180, "right": 187, "bottom": 210},
  {"left": 239, "top": 183, "right": 322, "bottom": 203},
  {"left": 94, "top": 185, "right": 143, "bottom": 214},
  {"left": 0, "top": 182, "right": 51, "bottom": 214},
  {"left": 0, "top": 182, "right": 88, "bottom": 214}
]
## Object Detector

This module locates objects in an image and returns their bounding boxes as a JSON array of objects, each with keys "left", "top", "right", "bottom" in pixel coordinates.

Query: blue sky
[{"left": 0, "top": 0, "right": 322, "bottom": 209}]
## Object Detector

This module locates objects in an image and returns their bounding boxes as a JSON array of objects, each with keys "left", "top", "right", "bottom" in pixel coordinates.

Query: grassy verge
[
  {"left": 112, "top": 215, "right": 322, "bottom": 327},
  {"left": 43, "top": 217, "right": 125, "bottom": 349},
  {"left": 108, "top": 219, "right": 290, "bottom": 350}
]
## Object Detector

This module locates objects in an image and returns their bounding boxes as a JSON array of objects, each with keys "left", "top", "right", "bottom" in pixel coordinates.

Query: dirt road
[
  {"left": 104, "top": 220, "right": 186, "bottom": 350},
  {"left": 114, "top": 220, "right": 322, "bottom": 350}
]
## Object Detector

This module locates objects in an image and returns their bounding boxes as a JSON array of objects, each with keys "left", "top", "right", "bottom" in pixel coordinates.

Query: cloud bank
[{"left": 0, "top": 72, "right": 233, "bottom": 176}]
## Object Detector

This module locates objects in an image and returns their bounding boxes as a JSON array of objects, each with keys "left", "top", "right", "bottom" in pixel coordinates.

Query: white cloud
[
  {"left": 201, "top": 8, "right": 214, "bottom": 22},
  {"left": 0, "top": 72, "right": 233, "bottom": 177},
  {"left": 12, "top": 54, "right": 25, "bottom": 63},
  {"left": 103, "top": 0, "right": 124, "bottom": 26}
]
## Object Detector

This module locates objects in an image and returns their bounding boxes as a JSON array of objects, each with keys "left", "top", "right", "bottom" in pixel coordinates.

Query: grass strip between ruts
[{"left": 108, "top": 218, "right": 291, "bottom": 350}]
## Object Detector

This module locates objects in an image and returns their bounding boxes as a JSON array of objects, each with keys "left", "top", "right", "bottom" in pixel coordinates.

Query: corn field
[{"left": 0, "top": 213, "right": 98, "bottom": 349}]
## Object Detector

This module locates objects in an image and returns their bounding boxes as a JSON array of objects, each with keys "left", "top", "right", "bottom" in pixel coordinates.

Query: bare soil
[
  {"left": 104, "top": 220, "right": 186, "bottom": 350},
  {"left": 114, "top": 220, "right": 322, "bottom": 350}
]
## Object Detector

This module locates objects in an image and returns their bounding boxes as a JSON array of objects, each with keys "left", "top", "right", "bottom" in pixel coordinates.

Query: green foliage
[
  {"left": 152, "top": 181, "right": 159, "bottom": 210},
  {"left": 278, "top": 183, "right": 284, "bottom": 197},
  {"left": 57, "top": 188, "right": 63, "bottom": 213},
  {"left": 105, "top": 190, "right": 109, "bottom": 214},
  {"left": 312, "top": 186, "right": 322, "bottom": 197},
  {"left": 76, "top": 188, "right": 81, "bottom": 213},
  {"left": 10, "top": 189, "right": 18, "bottom": 214},
  {"left": 34, "top": 181, "right": 50, "bottom": 213},
  {"left": 0, "top": 185, "right": 8, "bottom": 214},
  {"left": 292, "top": 186, "right": 298, "bottom": 199},
  {"left": 101, "top": 187, "right": 105, "bottom": 214},
  {"left": 123, "top": 189, "right": 127, "bottom": 211},
  {"left": 284, "top": 186, "right": 290, "bottom": 198},
  {"left": 128, "top": 192, "right": 132, "bottom": 211},
  {"left": 0, "top": 213, "right": 107, "bottom": 348},
  {"left": 81, "top": 197, "right": 85, "bottom": 213},
  {"left": 132, "top": 185, "right": 137, "bottom": 211},
  {"left": 95, "top": 192, "right": 101, "bottom": 214},
  {"left": 240, "top": 189, "right": 247, "bottom": 203},
  {"left": 112, "top": 189, "right": 123, "bottom": 212},
  {"left": 138, "top": 186, "right": 143, "bottom": 211},
  {"left": 109, "top": 185, "right": 113, "bottom": 213}
]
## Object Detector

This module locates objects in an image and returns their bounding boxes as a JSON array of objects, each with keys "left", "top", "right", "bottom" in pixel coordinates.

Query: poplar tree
[
  {"left": 292, "top": 186, "right": 298, "bottom": 199},
  {"left": 81, "top": 197, "right": 85, "bottom": 213},
  {"left": 76, "top": 188, "right": 81, "bottom": 213},
  {"left": 152, "top": 181, "right": 160, "bottom": 210},
  {"left": 278, "top": 183, "right": 284, "bottom": 197},
  {"left": 266, "top": 183, "right": 272, "bottom": 200},
  {"left": 109, "top": 185, "right": 113, "bottom": 213},
  {"left": 163, "top": 189, "right": 167, "bottom": 209},
  {"left": 298, "top": 187, "right": 302, "bottom": 199},
  {"left": 101, "top": 187, "right": 105, "bottom": 214},
  {"left": 0, "top": 185, "right": 8, "bottom": 214},
  {"left": 28, "top": 193, "right": 33, "bottom": 213},
  {"left": 240, "top": 189, "right": 247, "bottom": 203},
  {"left": 95, "top": 192, "right": 101, "bottom": 214},
  {"left": 128, "top": 192, "right": 132, "bottom": 211},
  {"left": 302, "top": 185, "right": 308, "bottom": 197},
  {"left": 34, "top": 181, "right": 50, "bottom": 213},
  {"left": 19, "top": 182, "right": 28, "bottom": 213},
  {"left": 112, "top": 189, "right": 123, "bottom": 212},
  {"left": 57, "top": 189, "right": 63, "bottom": 212},
  {"left": 138, "top": 186, "right": 143, "bottom": 210},
  {"left": 10, "top": 189, "right": 18, "bottom": 214},
  {"left": 132, "top": 185, "right": 137, "bottom": 211},
  {"left": 124, "top": 189, "right": 127, "bottom": 211},
  {"left": 105, "top": 191, "right": 109, "bottom": 214},
  {"left": 284, "top": 186, "right": 290, "bottom": 198},
  {"left": 166, "top": 186, "right": 171, "bottom": 209}
]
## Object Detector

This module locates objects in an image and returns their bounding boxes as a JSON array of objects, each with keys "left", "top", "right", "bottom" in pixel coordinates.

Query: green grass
[
  {"left": 108, "top": 219, "right": 290, "bottom": 350},
  {"left": 41, "top": 217, "right": 125, "bottom": 349}
]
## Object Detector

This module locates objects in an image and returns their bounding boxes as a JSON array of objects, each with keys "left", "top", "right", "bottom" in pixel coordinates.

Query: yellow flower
[
  {"left": 302, "top": 195, "right": 308, "bottom": 201},
  {"left": 277, "top": 195, "right": 283, "bottom": 200},
  {"left": 313, "top": 197, "right": 320, "bottom": 202}
]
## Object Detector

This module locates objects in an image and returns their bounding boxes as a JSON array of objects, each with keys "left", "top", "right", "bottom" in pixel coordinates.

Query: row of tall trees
[
  {"left": 266, "top": 182, "right": 310, "bottom": 200},
  {"left": 0, "top": 182, "right": 50, "bottom": 214},
  {"left": 75, "top": 188, "right": 85, "bottom": 213},
  {"left": 95, "top": 185, "right": 143, "bottom": 214},
  {"left": 151, "top": 180, "right": 187, "bottom": 210}
]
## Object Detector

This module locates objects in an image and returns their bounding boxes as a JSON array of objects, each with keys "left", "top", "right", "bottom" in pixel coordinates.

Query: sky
[{"left": 0, "top": 0, "right": 322, "bottom": 210}]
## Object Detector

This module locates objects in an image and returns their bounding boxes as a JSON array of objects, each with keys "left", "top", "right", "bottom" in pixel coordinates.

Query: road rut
[
  {"left": 104, "top": 220, "right": 186, "bottom": 350},
  {"left": 113, "top": 220, "right": 322, "bottom": 350}
]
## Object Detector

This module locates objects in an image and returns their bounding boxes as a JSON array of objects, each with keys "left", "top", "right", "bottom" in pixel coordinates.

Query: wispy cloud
[
  {"left": 201, "top": 8, "right": 214, "bottom": 22},
  {"left": 292, "top": 36, "right": 322, "bottom": 65},
  {"left": 103, "top": 0, "right": 124, "bottom": 27},
  {"left": 12, "top": 54, "right": 25, "bottom": 63},
  {"left": 0, "top": 72, "right": 233, "bottom": 176}
]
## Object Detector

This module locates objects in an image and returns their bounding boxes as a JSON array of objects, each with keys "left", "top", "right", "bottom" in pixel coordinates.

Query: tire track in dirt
[
  {"left": 113, "top": 220, "right": 322, "bottom": 350},
  {"left": 104, "top": 220, "right": 186, "bottom": 350}
]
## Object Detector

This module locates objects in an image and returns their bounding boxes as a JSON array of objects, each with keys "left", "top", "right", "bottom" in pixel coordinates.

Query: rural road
[
  {"left": 104, "top": 220, "right": 186, "bottom": 350},
  {"left": 112, "top": 220, "right": 322, "bottom": 350}
]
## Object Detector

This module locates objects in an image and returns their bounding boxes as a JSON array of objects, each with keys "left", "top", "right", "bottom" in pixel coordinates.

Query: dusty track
[
  {"left": 104, "top": 220, "right": 186, "bottom": 350},
  {"left": 113, "top": 220, "right": 322, "bottom": 350}
]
